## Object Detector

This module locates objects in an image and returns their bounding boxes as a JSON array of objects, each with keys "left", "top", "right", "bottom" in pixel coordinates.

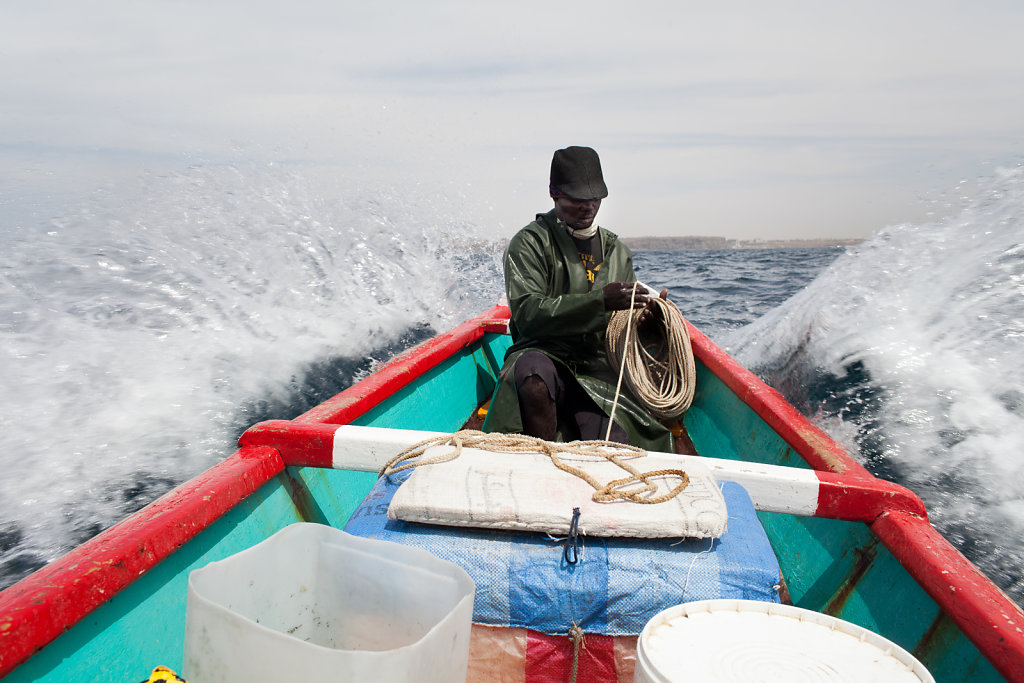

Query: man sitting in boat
[{"left": 483, "top": 146, "right": 675, "bottom": 452}]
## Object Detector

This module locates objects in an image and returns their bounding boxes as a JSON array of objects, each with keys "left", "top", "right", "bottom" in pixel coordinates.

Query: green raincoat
[{"left": 482, "top": 210, "right": 674, "bottom": 452}]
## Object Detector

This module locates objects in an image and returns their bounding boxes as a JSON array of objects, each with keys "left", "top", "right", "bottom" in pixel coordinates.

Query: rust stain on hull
[
  {"left": 823, "top": 540, "right": 878, "bottom": 617},
  {"left": 279, "top": 469, "right": 329, "bottom": 526},
  {"left": 913, "top": 611, "right": 954, "bottom": 662}
]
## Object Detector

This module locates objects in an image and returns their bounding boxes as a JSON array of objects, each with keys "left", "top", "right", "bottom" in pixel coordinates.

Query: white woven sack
[{"left": 387, "top": 446, "right": 727, "bottom": 539}]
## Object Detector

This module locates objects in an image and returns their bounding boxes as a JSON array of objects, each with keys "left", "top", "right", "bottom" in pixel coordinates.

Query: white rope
[
  {"left": 604, "top": 283, "right": 640, "bottom": 441},
  {"left": 605, "top": 286, "right": 696, "bottom": 425}
]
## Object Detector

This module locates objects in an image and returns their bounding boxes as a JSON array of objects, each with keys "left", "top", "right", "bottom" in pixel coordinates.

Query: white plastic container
[
  {"left": 635, "top": 599, "right": 934, "bottom": 682},
  {"left": 183, "top": 523, "right": 475, "bottom": 683}
]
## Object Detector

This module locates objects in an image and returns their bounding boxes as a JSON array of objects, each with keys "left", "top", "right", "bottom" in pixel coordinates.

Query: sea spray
[
  {"left": 726, "top": 165, "right": 1024, "bottom": 602},
  {"left": 0, "top": 162, "right": 504, "bottom": 588}
]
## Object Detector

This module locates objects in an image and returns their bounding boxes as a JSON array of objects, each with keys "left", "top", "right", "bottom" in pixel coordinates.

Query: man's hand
[
  {"left": 603, "top": 281, "right": 651, "bottom": 311},
  {"left": 603, "top": 282, "right": 669, "bottom": 314},
  {"left": 638, "top": 289, "right": 669, "bottom": 328}
]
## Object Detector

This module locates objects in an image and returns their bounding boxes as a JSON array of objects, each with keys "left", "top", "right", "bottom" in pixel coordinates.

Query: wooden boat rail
[{"left": 1, "top": 303, "right": 1023, "bottom": 681}]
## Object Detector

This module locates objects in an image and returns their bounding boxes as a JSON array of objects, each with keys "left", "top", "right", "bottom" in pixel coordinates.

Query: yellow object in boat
[
  {"left": 140, "top": 666, "right": 187, "bottom": 683},
  {"left": 476, "top": 400, "right": 491, "bottom": 419}
]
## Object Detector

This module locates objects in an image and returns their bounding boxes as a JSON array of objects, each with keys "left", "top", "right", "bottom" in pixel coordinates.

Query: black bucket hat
[{"left": 549, "top": 146, "right": 608, "bottom": 200}]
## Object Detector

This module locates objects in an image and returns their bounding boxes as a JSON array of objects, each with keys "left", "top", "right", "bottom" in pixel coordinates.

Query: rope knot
[{"left": 568, "top": 623, "right": 587, "bottom": 683}]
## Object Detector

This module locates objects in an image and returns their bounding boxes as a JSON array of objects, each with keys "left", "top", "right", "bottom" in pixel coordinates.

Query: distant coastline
[{"left": 621, "top": 236, "right": 863, "bottom": 251}]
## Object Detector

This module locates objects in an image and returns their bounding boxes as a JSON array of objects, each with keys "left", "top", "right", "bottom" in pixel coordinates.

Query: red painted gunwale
[
  {"left": 0, "top": 446, "right": 284, "bottom": 678},
  {"left": 1, "top": 303, "right": 1023, "bottom": 681},
  {"left": 685, "top": 322, "right": 873, "bottom": 478}
]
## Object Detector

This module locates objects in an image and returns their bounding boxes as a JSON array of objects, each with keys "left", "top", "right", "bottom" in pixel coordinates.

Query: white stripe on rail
[{"left": 330, "top": 425, "right": 821, "bottom": 517}]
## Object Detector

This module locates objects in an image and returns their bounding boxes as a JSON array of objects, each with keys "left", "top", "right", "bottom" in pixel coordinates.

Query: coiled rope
[
  {"left": 605, "top": 286, "right": 696, "bottom": 433},
  {"left": 380, "top": 430, "right": 689, "bottom": 505}
]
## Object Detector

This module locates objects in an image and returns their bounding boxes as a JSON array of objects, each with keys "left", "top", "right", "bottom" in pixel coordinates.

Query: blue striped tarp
[{"left": 344, "top": 471, "right": 780, "bottom": 636}]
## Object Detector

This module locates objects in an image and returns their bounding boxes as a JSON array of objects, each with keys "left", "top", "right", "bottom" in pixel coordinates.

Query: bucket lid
[{"left": 637, "top": 599, "right": 934, "bottom": 682}]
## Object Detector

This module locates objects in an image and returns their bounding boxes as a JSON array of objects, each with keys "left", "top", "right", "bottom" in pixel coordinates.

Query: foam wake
[
  {"left": 727, "top": 165, "right": 1024, "bottom": 601},
  {"left": 0, "top": 162, "right": 504, "bottom": 588}
]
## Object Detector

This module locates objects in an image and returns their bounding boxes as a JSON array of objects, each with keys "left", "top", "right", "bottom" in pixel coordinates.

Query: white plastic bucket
[
  {"left": 183, "top": 523, "right": 475, "bottom": 683},
  {"left": 635, "top": 599, "right": 934, "bottom": 682}
]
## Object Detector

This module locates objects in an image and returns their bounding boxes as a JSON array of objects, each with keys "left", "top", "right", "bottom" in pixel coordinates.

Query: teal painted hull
[{"left": 0, "top": 315, "right": 1014, "bottom": 682}]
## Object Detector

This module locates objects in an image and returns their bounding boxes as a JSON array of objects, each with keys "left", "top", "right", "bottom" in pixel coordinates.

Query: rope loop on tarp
[
  {"left": 568, "top": 622, "right": 587, "bottom": 683},
  {"left": 379, "top": 430, "right": 689, "bottom": 505}
]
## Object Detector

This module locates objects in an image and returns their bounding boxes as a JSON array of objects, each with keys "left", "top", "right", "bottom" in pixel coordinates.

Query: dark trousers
[{"left": 513, "top": 351, "right": 629, "bottom": 444}]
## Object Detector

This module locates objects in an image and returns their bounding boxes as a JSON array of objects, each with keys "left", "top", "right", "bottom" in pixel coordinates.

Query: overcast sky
[{"left": 3, "top": 0, "right": 1023, "bottom": 239}]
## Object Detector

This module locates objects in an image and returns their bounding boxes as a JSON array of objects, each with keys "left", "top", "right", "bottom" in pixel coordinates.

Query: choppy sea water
[{"left": 1, "top": 163, "right": 1022, "bottom": 608}]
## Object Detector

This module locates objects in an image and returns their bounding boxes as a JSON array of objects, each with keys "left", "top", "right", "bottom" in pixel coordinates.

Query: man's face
[{"left": 554, "top": 197, "right": 601, "bottom": 230}]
